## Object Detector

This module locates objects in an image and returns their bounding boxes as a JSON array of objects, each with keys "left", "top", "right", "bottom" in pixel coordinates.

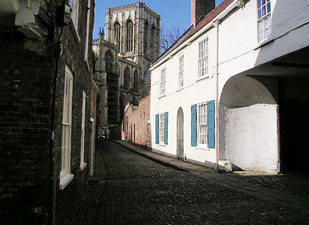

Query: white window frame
[
  {"left": 257, "top": 0, "right": 271, "bottom": 43},
  {"left": 178, "top": 54, "right": 184, "bottom": 88},
  {"left": 160, "top": 68, "right": 166, "bottom": 96},
  {"left": 70, "top": 0, "right": 80, "bottom": 41},
  {"left": 84, "top": 0, "right": 91, "bottom": 62},
  {"left": 60, "top": 66, "right": 74, "bottom": 190},
  {"left": 198, "top": 38, "right": 208, "bottom": 78},
  {"left": 80, "top": 91, "right": 87, "bottom": 170},
  {"left": 159, "top": 113, "right": 165, "bottom": 144},
  {"left": 197, "top": 102, "right": 207, "bottom": 147}
]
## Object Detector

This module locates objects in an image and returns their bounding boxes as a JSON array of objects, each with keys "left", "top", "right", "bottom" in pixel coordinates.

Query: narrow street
[{"left": 66, "top": 141, "right": 309, "bottom": 225}]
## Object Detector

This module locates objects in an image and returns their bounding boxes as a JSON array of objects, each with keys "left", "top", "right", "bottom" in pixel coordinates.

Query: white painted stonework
[
  {"left": 151, "top": 26, "right": 218, "bottom": 167},
  {"left": 150, "top": 0, "right": 309, "bottom": 173},
  {"left": 220, "top": 104, "right": 279, "bottom": 173}
]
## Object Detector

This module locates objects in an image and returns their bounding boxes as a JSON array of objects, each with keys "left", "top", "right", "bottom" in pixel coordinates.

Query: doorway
[{"left": 177, "top": 108, "right": 184, "bottom": 159}]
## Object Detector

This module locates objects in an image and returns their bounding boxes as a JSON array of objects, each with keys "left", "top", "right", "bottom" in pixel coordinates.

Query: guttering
[{"left": 150, "top": 0, "right": 239, "bottom": 71}]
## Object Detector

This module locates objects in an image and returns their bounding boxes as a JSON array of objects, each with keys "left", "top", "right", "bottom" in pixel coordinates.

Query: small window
[
  {"left": 257, "top": 0, "right": 271, "bottom": 43},
  {"left": 197, "top": 102, "right": 207, "bottom": 146},
  {"left": 160, "top": 68, "right": 166, "bottom": 96},
  {"left": 70, "top": 0, "right": 79, "bottom": 36},
  {"left": 178, "top": 55, "right": 184, "bottom": 88},
  {"left": 84, "top": 0, "right": 91, "bottom": 61},
  {"left": 80, "top": 91, "right": 87, "bottom": 170},
  {"left": 198, "top": 38, "right": 208, "bottom": 78},
  {"left": 159, "top": 113, "right": 165, "bottom": 144},
  {"left": 60, "top": 66, "right": 74, "bottom": 189}
]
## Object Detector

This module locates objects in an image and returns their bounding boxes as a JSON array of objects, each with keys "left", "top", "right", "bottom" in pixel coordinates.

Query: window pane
[
  {"left": 258, "top": 9, "right": 261, "bottom": 19},
  {"left": 262, "top": 6, "right": 266, "bottom": 16},
  {"left": 267, "top": 2, "right": 271, "bottom": 13}
]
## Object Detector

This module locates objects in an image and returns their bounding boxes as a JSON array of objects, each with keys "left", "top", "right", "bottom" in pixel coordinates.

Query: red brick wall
[
  {"left": 121, "top": 94, "right": 151, "bottom": 148},
  {"left": 191, "top": 0, "right": 215, "bottom": 26}
]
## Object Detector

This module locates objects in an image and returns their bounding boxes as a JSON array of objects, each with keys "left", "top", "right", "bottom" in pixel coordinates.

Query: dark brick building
[{"left": 0, "top": 0, "right": 96, "bottom": 224}]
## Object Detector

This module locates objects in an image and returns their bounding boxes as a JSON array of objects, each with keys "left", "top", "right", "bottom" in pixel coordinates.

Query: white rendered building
[{"left": 150, "top": 0, "right": 309, "bottom": 173}]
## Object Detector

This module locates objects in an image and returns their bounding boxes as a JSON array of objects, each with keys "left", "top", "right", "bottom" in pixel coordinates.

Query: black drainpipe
[{"left": 49, "top": 2, "right": 65, "bottom": 224}]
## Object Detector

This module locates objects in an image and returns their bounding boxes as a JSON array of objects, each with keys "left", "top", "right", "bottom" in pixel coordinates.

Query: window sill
[
  {"left": 196, "top": 75, "right": 209, "bottom": 82},
  {"left": 159, "top": 143, "right": 166, "bottom": 147},
  {"left": 195, "top": 146, "right": 210, "bottom": 151},
  {"left": 59, "top": 173, "right": 74, "bottom": 190},
  {"left": 159, "top": 94, "right": 166, "bottom": 99},
  {"left": 255, "top": 37, "right": 274, "bottom": 50},
  {"left": 80, "top": 162, "right": 87, "bottom": 171}
]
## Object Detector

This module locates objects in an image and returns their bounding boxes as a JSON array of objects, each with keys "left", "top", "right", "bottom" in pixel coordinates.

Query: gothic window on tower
[
  {"left": 124, "top": 67, "right": 131, "bottom": 89},
  {"left": 126, "top": 20, "right": 133, "bottom": 52},
  {"left": 144, "top": 21, "right": 148, "bottom": 54},
  {"left": 151, "top": 25, "right": 156, "bottom": 57},
  {"left": 114, "top": 22, "right": 121, "bottom": 52},
  {"left": 133, "top": 70, "right": 138, "bottom": 90},
  {"left": 105, "top": 50, "right": 113, "bottom": 73}
]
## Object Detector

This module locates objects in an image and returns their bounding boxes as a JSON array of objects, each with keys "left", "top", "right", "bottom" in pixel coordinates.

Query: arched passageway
[{"left": 219, "top": 75, "right": 279, "bottom": 173}]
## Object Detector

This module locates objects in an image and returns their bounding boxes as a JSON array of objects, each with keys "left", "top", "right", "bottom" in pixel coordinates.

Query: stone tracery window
[
  {"left": 124, "top": 67, "right": 131, "bottom": 89},
  {"left": 126, "top": 20, "right": 133, "bottom": 52},
  {"left": 144, "top": 21, "right": 149, "bottom": 54},
  {"left": 105, "top": 50, "right": 113, "bottom": 73},
  {"left": 114, "top": 22, "right": 121, "bottom": 52},
  {"left": 133, "top": 70, "right": 138, "bottom": 90}
]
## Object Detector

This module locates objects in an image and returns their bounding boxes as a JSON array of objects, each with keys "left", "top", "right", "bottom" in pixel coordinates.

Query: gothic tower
[
  {"left": 93, "top": 3, "right": 160, "bottom": 137},
  {"left": 105, "top": 2, "right": 161, "bottom": 78}
]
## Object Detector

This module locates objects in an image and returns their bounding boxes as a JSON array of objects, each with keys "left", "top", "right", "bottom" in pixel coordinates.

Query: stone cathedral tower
[
  {"left": 105, "top": 2, "right": 160, "bottom": 78},
  {"left": 93, "top": 3, "right": 160, "bottom": 137}
]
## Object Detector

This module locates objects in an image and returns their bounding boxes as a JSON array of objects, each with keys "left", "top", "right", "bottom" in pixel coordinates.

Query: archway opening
[{"left": 219, "top": 75, "right": 279, "bottom": 173}]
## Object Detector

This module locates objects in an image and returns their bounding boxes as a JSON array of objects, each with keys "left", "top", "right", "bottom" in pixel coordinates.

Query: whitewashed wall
[
  {"left": 218, "top": 0, "right": 309, "bottom": 95},
  {"left": 220, "top": 104, "right": 279, "bottom": 173},
  {"left": 150, "top": 27, "right": 218, "bottom": 166}
]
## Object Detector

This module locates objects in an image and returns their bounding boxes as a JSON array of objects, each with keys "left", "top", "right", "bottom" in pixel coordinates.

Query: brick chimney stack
[{"left": 191, "top": 0, "right": 215, "bottom": 27}]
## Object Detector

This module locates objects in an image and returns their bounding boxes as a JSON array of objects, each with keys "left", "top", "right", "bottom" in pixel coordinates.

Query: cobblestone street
[{"left": 65, "top": 140, "right": 309, "bottom": 225}]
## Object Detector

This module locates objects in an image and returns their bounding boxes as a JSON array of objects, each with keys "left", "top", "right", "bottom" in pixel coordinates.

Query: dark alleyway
[{"left": 65, "top": 140, "right": 309, "bottom": 225}]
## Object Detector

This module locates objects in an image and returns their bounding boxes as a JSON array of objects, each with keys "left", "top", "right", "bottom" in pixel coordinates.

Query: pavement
[
  {"left": 64, "top": 140, "right": 309, "bottom": 225},
  {"left": 114, "top": 140, "right": 309, "bottom": 211}
]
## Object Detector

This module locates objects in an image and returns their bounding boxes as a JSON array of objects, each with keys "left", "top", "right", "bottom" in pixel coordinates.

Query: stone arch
[
  {"left": 219, "top": 75, "right": 279, "bottom": 173},
  {"left": 126, "top": 19, "right": 133, "bottom": 52},
  {"left": 124, "top": 67, "right": 130, "bottom": 89}
]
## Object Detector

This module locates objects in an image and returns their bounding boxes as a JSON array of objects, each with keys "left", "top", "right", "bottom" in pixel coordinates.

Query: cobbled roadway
[{"left": 66, "top": 141, "right": 309, "bottom": 225}]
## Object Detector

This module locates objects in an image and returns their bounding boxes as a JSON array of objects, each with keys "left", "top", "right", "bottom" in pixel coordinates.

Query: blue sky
[{"left": 93, "top": 0, "right": 225, "bottom": 39}]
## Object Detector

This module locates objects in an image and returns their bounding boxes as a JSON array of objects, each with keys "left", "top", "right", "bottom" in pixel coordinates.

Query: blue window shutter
[
  {"left": 155, "top": 114, "right": 159, "bottom": 144},
  {"left": 164, "top": 112, "right": 168, "bottom": 145},
  {"left": 191, "top": 104, "right": 197, "bottom": 147},
  {"left": 207, "top": 100, "right": 215, "bottom": 148}
]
